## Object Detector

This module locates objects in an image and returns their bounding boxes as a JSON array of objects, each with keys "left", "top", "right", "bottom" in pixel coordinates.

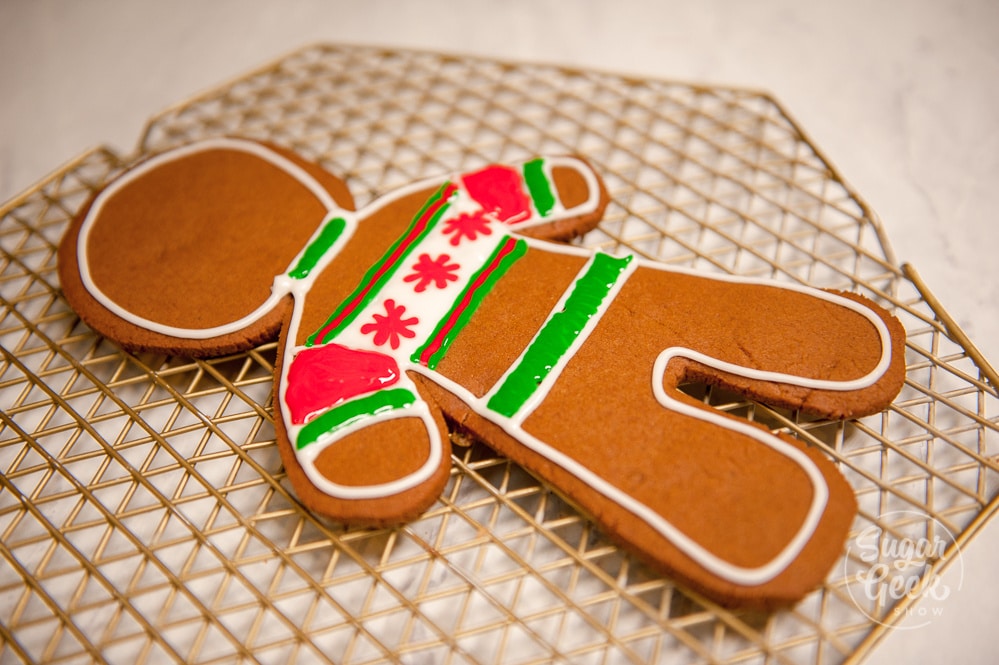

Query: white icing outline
[
  {"left": 76, "top": 137, "right": 349, "bottom": 339},
  {"left": 544, "top": 156, "right": 601, "bottom": 217},
  {"left": 293, "top": 387, "right": 445, "bottom": 500}
]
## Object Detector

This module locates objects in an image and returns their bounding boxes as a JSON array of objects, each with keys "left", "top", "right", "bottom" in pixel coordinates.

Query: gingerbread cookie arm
[
  {"left": 274, "top": 327, "right": 453, "bottom": 526},
  {"left": 510, "top": 157, "right": 609, "bottom": 242},
  {"left": 273, "top": 156, "right": 609, "bottom": 525}
]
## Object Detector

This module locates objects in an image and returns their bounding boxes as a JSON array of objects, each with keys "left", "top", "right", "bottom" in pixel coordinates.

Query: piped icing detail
[
  {"left": 284, "top": 343, "right": 400, "bottom": 425},
  {"left": 411, "top": 236, "right": 527, "bottom": 370},
  {"left": 288, "top": 217, "right": 349, "bottom": 280},
  {"left": 277, "top": 154, "right": 592, "bottom": 503},
  {"left": 307, "top": 182, "right": 460, "bottom": 347},
  {"left": 297, "top": 388, "right": 417, "bottom": 450},
  {"left": 485, "top": 251, "right": 635, "bottom": 421}
]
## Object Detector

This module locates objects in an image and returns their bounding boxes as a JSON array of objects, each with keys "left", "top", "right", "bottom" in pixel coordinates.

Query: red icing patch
[
  {"left": 462, "top": 165, "right": 532, "bottom": 225},
  {"left": 285, "top": 343, "right": 400, "bottom": 425}
]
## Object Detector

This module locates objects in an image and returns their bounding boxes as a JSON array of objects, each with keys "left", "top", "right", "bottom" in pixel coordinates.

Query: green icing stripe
[
  {"left": 486, "top": 252, "right": 633, "bottom": 418},
  {"left": 297, "top": 388, "right": 417, "bottom": 450},
  {"left": 523, "top": 159, "right": 555, "bottom": 217},
  {"left": 412, "top": 236, "right": 527, "bottom": 369},
  {"left": 288, "top": 217, "right": 347, "bottom": 280}
]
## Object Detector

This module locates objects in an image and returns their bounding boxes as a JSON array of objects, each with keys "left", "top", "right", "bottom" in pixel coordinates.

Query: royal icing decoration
[
  {"left": 271, "top": 151, "right": 605, "bottom": 509},
  {"left": 484, "top": 251, "right": 635, "bottom": 421},
  {"left": 282, "top": 160, "right": 580, "bottom": 458},
  {"left": 284, "top": 343, "right": 400, "bottom": 425}
]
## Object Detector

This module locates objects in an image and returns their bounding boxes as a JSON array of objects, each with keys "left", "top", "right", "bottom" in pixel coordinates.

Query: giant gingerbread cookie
[{"left": 58, "top": 137, "right": 906, "bottom": 609}]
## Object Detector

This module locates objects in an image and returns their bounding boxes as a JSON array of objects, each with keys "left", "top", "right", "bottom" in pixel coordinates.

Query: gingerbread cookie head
[
  {"left": 58, "top": 139, "right": 357, "bottom": 356},
  {"left": 59, "top": 138, "right": 905, "bottom": 609}
]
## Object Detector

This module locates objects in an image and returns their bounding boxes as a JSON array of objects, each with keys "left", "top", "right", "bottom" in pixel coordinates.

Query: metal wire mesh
[{"left": 1, "top": 43, "right": 997, "bottom": 664}]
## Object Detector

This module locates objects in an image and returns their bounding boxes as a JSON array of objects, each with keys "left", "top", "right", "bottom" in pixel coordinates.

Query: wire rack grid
[{"left": 1, "top": 43, "right": 997, "bottom": 665}]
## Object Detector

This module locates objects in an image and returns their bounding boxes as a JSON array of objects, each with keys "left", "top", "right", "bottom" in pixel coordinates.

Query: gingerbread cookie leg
[{"left": 422, "top": 247, "right": 903, "bottom": 607}]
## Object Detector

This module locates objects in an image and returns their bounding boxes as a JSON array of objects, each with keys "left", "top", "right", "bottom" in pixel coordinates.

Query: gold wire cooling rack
[{"left": 2, "top": 43, "right": 997, "bottom": 665}]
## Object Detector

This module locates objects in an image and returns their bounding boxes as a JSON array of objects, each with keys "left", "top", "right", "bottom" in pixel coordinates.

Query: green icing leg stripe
[
  {"left": 486, "top": 252, "right": 633, "bottom": 419},
  {"left": 522, "top": 158, "right": 555, "bottom": 217},
  {"left": 297, "top": 388, "right": 417, "bottom": 450},
  {"left": 288, "top": 216, "right": 348, "bottom": 280}
]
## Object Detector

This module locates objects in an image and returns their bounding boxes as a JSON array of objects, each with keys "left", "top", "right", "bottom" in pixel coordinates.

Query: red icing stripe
[
  {"left": 311, "top": 182, "right": 458, "bottom": 345},
  {"left": 285, "top": 343, "right": 400, "bottom": 425},
  {"left": 462, "top": 165, "right": 532, "bottom": 225},
  {"left": 417, "top": 237, "right": 521, "bottom": 367}
]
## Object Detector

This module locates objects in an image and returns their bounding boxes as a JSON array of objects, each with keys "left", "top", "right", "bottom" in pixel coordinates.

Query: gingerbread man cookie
[{"left": 59, "top": 138, "right": 906, "bottom": 608}]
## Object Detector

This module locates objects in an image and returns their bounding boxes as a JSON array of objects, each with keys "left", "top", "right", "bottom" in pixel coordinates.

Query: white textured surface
[{"left": 2, "top": 1, "right": 996, "bottom": 662}]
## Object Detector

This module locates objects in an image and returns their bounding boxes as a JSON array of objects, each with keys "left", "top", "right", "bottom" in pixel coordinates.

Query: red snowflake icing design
[
  {"left": 360, "top": 299, "right": 419, "bottom": 350},
  {"left": 403, "top": 253, "right": 460, "bottom": 292},
  {"left": 442, "top": 211, "right": 492, "bottom": 246}
]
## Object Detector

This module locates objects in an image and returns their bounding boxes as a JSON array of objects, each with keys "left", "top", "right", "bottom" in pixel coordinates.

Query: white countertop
[{"left": 2, "top": 1, "right": 996, "bottom": 662}]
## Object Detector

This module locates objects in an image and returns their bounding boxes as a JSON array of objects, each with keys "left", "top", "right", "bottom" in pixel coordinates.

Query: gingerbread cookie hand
[{"left": 59, "top": 138, "right": 905, "bottom": 609}]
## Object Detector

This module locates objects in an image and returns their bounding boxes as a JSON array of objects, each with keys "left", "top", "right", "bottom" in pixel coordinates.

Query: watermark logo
[{"left": 844, "top": 510, "right": 963, "bottom": 629}]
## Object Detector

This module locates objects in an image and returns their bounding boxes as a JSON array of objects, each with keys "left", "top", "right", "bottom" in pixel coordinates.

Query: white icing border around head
[
  {"left": 75, "top": 137, "right": 350, "bottom": 339},
  {"left": 76, "top": 145, "right": 603, "bottom": 341}
]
